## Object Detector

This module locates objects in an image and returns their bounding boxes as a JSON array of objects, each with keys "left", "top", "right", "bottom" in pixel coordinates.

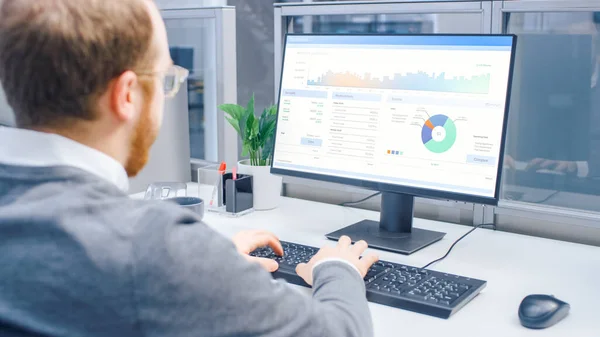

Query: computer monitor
[{"left": 271, "top": 34, "right": 517, "bottom": 254}]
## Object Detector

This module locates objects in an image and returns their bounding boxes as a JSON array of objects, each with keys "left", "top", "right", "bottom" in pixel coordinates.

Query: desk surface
[{"left": 134, "top": 184, "right": 600, "bottom": 337}]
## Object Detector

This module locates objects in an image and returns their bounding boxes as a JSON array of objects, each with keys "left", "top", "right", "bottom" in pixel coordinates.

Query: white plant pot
[{"left": 237, "top": 160, "right": 283, "bottom": 210}]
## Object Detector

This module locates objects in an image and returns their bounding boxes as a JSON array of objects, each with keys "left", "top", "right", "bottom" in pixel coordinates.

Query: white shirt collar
[{"left": 0, "top": 127, "right": 129, "bottom": 191}]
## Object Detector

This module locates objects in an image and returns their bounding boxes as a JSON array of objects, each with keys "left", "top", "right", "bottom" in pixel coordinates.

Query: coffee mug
[{"left": 167, "top": 196, "right": 205, "bottom": 220}]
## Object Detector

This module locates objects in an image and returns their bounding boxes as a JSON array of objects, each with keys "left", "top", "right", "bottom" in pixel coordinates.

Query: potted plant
[{"left": 218, "top": 94, "right": 283, "bottom": 210}]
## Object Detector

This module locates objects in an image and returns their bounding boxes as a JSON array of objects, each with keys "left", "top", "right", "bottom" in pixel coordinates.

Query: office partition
[
  {"left": 273, "top": 0, "right": 600, "bottom": 246},
  {"left": 274, "top": 1, "right": 492, "bottom": 230},
  {"left": 129, "top": 6, "right": 238, "bottom": 193}
]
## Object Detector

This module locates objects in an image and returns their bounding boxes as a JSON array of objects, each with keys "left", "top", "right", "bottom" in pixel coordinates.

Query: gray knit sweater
[{"left": 0, "top": 163, "right": 373, "bottom": 337}]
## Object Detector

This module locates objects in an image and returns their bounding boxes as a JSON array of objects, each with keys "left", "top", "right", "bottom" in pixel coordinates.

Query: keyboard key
[
  {"left": 426, "top": 297, "right": 439, "bottom": 304},
  {"left": 407, "top": 292, "right": 427, "bottom": 301}
]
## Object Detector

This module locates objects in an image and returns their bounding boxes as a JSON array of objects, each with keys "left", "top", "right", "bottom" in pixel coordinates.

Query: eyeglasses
[
  {"left": 138, "top": 64, "right": 189, "bottom": 99},
  {"left": 162, "top": 64, "right": 189, "bottom": 98}
]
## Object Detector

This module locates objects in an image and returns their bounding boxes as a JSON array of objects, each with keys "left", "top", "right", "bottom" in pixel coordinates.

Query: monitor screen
[{"left": 272, "top": 34, "right": 516, "bottom": 204}]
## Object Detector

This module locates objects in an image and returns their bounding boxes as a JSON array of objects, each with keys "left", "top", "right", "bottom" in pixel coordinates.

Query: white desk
[{"left": 134, "top": 183, "right": 600, "bottom": 337}]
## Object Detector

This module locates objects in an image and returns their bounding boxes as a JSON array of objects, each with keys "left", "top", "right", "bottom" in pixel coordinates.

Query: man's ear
[{"left": 109, "top": 70, "right": 139, "bottom": 122}]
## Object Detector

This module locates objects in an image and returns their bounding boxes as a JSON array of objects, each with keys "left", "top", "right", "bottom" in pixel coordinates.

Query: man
[{"left": 0, "top": 0, "right": 378, "bottom": 336}]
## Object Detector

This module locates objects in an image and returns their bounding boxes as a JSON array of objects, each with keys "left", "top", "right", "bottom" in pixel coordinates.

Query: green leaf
[
  {"left": 218, "top": 104, "right": 244, "bottom": 121},
  {"left": 262, "top": 133, "right": 275, "bottom": 163},
  {"left": 245, "top": 112, "right": 256, "bottom": 141},
  {"left": 250, "top": 118, "right": 260, "bottom": 151},
  {"left": 246, "top": 94, "right": 255, "bottom": 117},
  {"left": 239, "top": 95, "right": 254, "bottom": 139},
  {"left": 219, "top": 104, "right": 245, "bottom": 142},
  {"left": 253, "top": 117, "right": 260, "bottom": 133},
  {"left": 258, "top": 109, "right": 267, "bottom": 138},
  {"left": 241, "top": 142, "right": 249, "bottom": 157},
  {"left": 266, "top": 105, "right": 277, "bottom": 116},
  {"left": 261, "top": 120, "right": 276, "bottom": 144},
  {"left": 224, "top": 116, "right": 241, "bottom": 135}
]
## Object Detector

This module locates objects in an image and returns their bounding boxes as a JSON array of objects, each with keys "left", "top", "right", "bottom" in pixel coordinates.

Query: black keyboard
[{"left": 251, "top": 240, "right": 486, "bottom": 319}]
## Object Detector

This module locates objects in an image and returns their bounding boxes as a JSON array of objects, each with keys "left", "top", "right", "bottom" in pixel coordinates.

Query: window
[
  {"left": 271, "top": 2, "right": 493, "bottom": 226},
  {"left": 500, "top": 12, "right": 600, "bottom": 213},
  {"left": 164, "top": 17, "right": 219, "bottom": 162},
  {"left": 229, "top": 0, "right": 281, "bottom": 123},
  {"left": 286, "top": 13, "right": 482, "bottom": 35},
  {"left": 0, "top": 87, "right": 14, "bottom": 127}
]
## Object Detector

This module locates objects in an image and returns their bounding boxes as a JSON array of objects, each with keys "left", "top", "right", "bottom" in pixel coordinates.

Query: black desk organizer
[{"left": 222, "top": 173, "right": 253, "bottom": 213}]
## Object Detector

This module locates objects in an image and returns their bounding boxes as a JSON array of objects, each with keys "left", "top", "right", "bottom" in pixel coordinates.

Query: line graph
[{"left": 307, "top": 70, "right": 491, "bottom": 94}]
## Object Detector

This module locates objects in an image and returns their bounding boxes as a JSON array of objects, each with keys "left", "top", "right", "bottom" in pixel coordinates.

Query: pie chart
[{"left": 421, "top": 114, "right": 457, "bottom": 153}]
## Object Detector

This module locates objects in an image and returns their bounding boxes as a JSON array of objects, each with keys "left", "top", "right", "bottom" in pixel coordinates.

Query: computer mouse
[{"left": 518, "top": 294, "right": 570, "bottom": 329}]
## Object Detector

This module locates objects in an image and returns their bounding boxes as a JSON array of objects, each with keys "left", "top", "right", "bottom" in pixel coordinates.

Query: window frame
[
  {"left": 273, "top": 1, "right": 493, "bottom": 226},
  {"left": 273, "top": 0, "right": 600, "bottom": 246},
  {"left": 490, "top": 0, "right": 600, "bottom": 226},
  {"left": 159, "top": 5, "right": 239, "bottom": 170}
]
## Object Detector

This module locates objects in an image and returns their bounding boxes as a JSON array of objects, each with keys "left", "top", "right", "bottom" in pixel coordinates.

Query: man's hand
[
  {"left": 526, "top": 158, "right": 577, "bottom": 174},
  {"left": 295, "top": 235, "right": 379, "bottom": 286},
  {"left": 504, "top": 155, "right": 516, "bottom": 170},
  {"left": 232, "top": 230, "right": 283, "bottom": 272}
]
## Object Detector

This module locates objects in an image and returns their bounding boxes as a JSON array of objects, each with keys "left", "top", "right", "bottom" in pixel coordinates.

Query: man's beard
[{"left": 124, "top": 97, "right": 158, "bottom": 177}]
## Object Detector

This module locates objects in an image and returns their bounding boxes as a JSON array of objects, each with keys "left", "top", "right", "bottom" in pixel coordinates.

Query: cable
[
  {"left": 531, "top": 190, "right": 559, "bottom": 204},
  {"left": 421, "top": 223, "right": 496, "bottom": 270},
  {"left": 338, "top": 192, "right": 381, "bottom": 207}
]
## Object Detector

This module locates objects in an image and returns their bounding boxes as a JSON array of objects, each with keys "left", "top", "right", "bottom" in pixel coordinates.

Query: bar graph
[{"left": 307, "top": 70, "right": 491, "bottom": 94}]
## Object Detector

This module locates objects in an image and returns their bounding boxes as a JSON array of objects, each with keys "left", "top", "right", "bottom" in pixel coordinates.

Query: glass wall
[
  {"left": 286, "top": 13, "right": 482, "bottom": 35},
  {"left": 0, "top": 87, "right": 14, "bottom": 127},
  {"left": 228, "top": 0, "right": 278, "bottom": 113},
  {"left": 271, "top": 1, "right": 490, "bottom": 225},
  {"left": 288, "top": 14, "right": 431, "bottom": 34},
  {"left": 499, "top": 11, "right": 600, "bottom": 213},
  {"left": 164, "top": 17, "right": 218, "bottom": 162}
]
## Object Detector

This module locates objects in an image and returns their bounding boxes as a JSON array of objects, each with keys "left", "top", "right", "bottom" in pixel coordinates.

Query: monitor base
[{"left": 325, "top": 220, "right": 446, "bottom": 255}]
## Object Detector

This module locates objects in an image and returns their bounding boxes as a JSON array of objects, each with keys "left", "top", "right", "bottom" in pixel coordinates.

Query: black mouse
[{"left": 518, "top": 294, "right": 570, "bottom": 329}]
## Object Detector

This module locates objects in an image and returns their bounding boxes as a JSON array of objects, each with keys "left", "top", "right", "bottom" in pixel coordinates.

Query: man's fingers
[
  {"left": 246, "top": 256, "right": 279, "bottom": 272},
  {"left": 248, "top": 232, "right": 284, "bottom": 256},
  {"left": 350, "top": 240, "right": 368, "bottom": 255},
  {"left": 359, "top": 253, "right": 379, "bottom": 274},
  {"left": 337, "top": 235, "right": 352, "bottom": 249},
  {"left": 525, "top": 158, "right": 543, "bottom": 171},
  {"left": 262, "top": 232, "right": 284, "bottom": 256},
  {"left": 554, "top": 162, "right": 568, "bottom": 172},
  {"left": 504, "top": 156, "right": 515, "bottom": 169},
  {"left": 539, "top": 160, "right": 555, "bottom": 169}
]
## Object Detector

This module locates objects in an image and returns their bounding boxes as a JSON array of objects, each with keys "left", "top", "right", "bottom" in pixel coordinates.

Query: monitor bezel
[{"left": 270, "top": 33, "right": 517, "bottom": 206}]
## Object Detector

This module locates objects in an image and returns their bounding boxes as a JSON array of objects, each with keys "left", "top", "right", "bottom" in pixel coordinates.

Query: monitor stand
[{"left": 325, "top": 192, "right": 446, "bottom": 255}]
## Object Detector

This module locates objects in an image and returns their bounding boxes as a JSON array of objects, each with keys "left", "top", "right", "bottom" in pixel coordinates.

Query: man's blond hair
[{"left": 0, "top": 0, "right": 156, "bottom": 128}]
